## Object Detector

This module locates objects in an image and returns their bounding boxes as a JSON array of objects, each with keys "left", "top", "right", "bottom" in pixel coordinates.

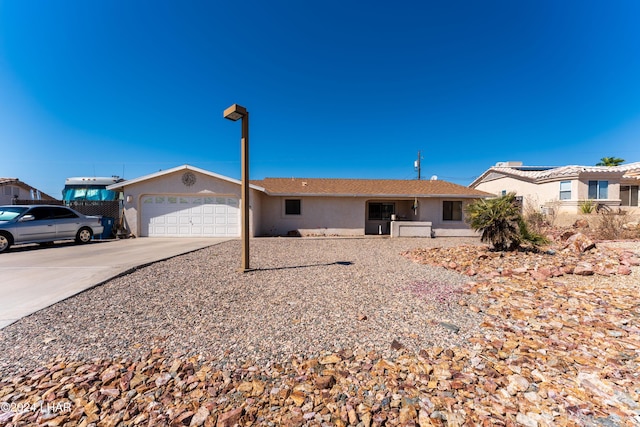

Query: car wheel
[
  {"left": 75, "top": 227, "right": 93, "bottom": 244},
  {"left": 0, "top": 232, "right": 12, "bottom": 253}
]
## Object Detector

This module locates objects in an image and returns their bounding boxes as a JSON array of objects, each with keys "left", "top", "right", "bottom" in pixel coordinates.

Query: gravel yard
[
  {"left": 1, "top": 237, "right": 639, "bottom": 426},
  {"left": 0, "top": 237, "right": 484, "bottom": 376}
]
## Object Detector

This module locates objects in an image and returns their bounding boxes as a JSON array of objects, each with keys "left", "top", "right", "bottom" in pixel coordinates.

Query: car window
[
  {"left": 0, "top": 207, "right": 27, "bottom": 221},
  {"left": 50, "top": 207, "right": 79, "bottom": 219},
  {"left": 28, "top": 207, "right": 54, "bottom": 220}
]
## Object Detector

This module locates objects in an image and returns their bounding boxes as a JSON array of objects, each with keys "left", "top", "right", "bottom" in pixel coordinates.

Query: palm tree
[
  {"left": 464, "top": 193, "right": 522, "bottom": 251},
  {"left": 465, "top": 193, "right": 549, "bottom": 251},
  {"left": 596, "top": 157, "right": 625, "bottom": 166}
]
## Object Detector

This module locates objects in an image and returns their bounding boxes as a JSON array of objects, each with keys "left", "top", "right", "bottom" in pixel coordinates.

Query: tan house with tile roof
[
  {"left": 470, "top": 161, "right": 640, "bottom": 215},
  {"left": 108, "top": 165, "right": 492, "bottom": 238},
  {"left": 0, "top": 178, "right": 57, "bottom": 205}
]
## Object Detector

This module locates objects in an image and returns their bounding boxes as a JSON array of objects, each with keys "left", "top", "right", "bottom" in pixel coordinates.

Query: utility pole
[{"left": 414, "top": 151, "right": 422, "bottom": 180}]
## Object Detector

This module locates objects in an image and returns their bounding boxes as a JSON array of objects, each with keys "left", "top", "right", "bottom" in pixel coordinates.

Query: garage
[{"left": 140, "top": 195, "right": 240, "bottom": 237}]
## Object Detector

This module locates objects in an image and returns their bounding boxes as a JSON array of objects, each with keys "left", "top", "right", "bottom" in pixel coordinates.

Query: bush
[
  {"left": 523, "top": 210, "right": 547, "bottom": 234},
  {"left": 595, "top": 210, "right": 628, "bottom": 240},
  {"left": 579, "top": 200, "right": 595, "bottom": 214},
  {"left": 465, "top": 193, "right": 548, "bottom": 251}
]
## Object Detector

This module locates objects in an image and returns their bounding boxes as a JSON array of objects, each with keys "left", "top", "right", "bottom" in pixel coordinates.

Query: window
[
  {"left": 3, "top": 186, "right": 19, "bottom": 197},
  {"left": 368, "top": 202, "right": 394, "bottom": 220},
  {"left": 50, "top": 207, "right": 78, "bottom": 219},
  {"left": 559, "top": 181, "right": 571, "bottom": 200},
  {"left": 28, "top": 207, "right": 53, "bottom": 220},
  {"left": 443, "top": 201, "right": 463, "bottom": 221},
  {"left": 588, "top": 180, "right": 608, "bottom": 199},
  {"left": 620, "top": 185, "right": 639, "bottom": 207},
  {"left": 285, "top": 199, "right": 301, "bottom": 215}
]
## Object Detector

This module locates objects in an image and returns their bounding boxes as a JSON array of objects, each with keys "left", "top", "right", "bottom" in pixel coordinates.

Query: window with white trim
[
  {"left": 559, "top": 181, "right": 571, "bottom": 200},
  {"left": 588, "top": 180, "right": 608, "bottom": 199}
]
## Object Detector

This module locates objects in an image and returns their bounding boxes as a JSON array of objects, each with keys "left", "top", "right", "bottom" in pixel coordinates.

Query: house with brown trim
[
  {"left": 108, "top": 165, "right": 492, "bottom": 238},
  {"left": 0, "top": 178, "right": 57, "bottom": 205},
  {"left": 469, "top": 161, "right": 640, "bottom": 215}
]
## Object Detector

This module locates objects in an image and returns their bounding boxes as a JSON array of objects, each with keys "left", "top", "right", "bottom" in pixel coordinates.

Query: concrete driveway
[{"left": 0, "top": 237, "right": 231, "bottom": 329}]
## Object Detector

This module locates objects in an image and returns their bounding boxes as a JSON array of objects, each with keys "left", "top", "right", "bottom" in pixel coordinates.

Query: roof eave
[
  {"left": 264, "top": 192, "right": 491, "bottom": 198},
  {"left": 107, "top": 164, "right": 266, "bottom": 192}
]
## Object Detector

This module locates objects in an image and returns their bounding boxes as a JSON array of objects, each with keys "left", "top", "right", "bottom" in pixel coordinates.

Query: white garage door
[{"left": 141, "top": 195, "right": 240, "bottom": 237}]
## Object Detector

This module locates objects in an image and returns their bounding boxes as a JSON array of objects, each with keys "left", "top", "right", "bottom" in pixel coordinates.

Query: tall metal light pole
[{"left": 223, "top": 104, "right": 250, "bottom": 272}]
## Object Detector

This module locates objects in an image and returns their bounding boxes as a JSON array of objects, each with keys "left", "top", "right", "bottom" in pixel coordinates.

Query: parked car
[{"left": 0, "top": 205, "right": 104, "bottom": 253}]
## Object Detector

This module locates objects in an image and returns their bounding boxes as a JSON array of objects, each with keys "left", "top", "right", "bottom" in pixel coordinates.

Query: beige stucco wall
[
  {"left": 418, "top": 198, "right": 480, "bottom": 237},
  {"left": 119, "top": 170, "right": 262, "bottom": 237},
  {"left": 259, "top": 196, "right": 480, "bottom": 237},
  {"left": 473, "top": 176, "right": 565, "bottom": 211},
  {"left": 474, "top": 174, "right": 631, "bottom": 215},
  {"left": 259, "top": 196, "right": 365, "bottom": 236}
]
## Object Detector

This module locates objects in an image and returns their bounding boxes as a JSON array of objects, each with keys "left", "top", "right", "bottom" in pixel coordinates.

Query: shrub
[
  {"left": 579, "top": 200, "right": 595, "bottom": 214},
  {"left": 465, "top": 193, "right": 550, "bottom": 251},
  {"left": 465, "top": 194, "right": 521, "bottom": 251},
  {"left": 595, "top": 210, "right": 628, "bottom": 240},
  {"left": 523, "top": 209, "right": 547, "bottom": 234}
]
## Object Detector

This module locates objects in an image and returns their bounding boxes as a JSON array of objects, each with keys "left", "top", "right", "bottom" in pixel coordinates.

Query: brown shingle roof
[{"left": 252, "top": 178, "right": 492, "bottom": 198}]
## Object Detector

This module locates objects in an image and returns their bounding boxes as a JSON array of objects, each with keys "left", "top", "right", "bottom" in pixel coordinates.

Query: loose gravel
[{"left": 0, "top": 237, "right": 486, "bottom": 376}]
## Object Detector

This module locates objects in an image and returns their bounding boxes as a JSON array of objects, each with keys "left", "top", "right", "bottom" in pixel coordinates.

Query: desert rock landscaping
[{"left": 0, "top": 237, "right": 639, "bottom": 426}]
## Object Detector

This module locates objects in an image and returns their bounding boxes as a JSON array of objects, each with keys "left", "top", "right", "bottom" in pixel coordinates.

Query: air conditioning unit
[{"left": 541, "top": 206, "right": 554, "bottom": 215}]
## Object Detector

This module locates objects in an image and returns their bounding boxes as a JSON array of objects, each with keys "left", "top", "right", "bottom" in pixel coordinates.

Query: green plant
[
  {"left": 596, "top": 156, "right": 625, "bottom": 166},
  {"left": 579, "top": 200, "right": 595, "bottom": 214},
  {"left": 464, "top": 193, "right": 522, "bottom": 251},
  {"left": 465, "top": 193, "right": 549, "bottom": 251},
  {"left": 518, "top": 218, "right": 550, "bottom": 247}
]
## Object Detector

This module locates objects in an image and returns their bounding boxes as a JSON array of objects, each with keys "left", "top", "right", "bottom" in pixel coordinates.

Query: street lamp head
[{"left": 223, "top": 104, "right": 247, "bottom": 121}]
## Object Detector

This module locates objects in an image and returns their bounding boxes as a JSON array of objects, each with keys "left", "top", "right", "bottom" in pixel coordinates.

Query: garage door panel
[{"left": 141, "top": 195, "right": 240, "bottom": 237}]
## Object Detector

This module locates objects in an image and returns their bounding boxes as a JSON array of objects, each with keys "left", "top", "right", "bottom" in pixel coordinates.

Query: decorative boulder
[{"left": 563, "top": 232, "right": 596, "bottom": 253}]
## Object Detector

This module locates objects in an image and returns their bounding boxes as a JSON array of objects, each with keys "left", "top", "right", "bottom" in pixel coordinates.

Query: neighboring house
[
  {"left": 107, "top": 165, "right": 492, "bottom": 238},
  {"left": 469, "top": 161, "right": 640, "bottom": 215},
  {"left": 0, "top": 178, "right": 57, "bottom": 205}
]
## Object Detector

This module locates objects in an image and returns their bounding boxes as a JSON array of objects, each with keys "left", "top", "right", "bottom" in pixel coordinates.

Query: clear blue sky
[{"left": 2, "top": 1, "right": 640, "bottom": 198}]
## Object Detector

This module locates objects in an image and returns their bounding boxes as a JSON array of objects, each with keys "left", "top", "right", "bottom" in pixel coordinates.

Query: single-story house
[
  {"left": 107, "top": 165, "right": 492, "bottom": 238},
  {"left": 469, "top": 161, "right": 640, "bottom": 214},
  {"left": 0, "top": 178, "right": 57, "bottom": 205}
]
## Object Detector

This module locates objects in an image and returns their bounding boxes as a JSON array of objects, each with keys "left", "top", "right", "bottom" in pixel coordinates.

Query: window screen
[
  {"left": 285, "top": 199, "right": 301, "bottom": 215},
  {"left": 443, "top": 201, "right": 463, "bottom": 221}
]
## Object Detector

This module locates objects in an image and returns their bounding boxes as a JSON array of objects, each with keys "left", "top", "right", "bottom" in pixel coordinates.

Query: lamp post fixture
[{"left": 223, "top": 103, "right": 250, "bottom": 272}]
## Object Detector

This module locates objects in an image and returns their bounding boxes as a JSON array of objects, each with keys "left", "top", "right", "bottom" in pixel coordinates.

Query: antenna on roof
[{"left": 430, "top": 175, "right": 438, "bottom": 181}]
